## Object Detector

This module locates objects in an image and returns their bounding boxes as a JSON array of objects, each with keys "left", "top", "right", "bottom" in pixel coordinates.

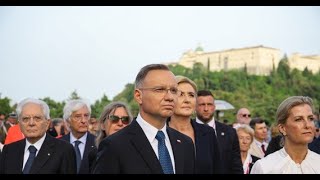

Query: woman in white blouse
[{"left": 251, "top": 96, "right": 320, "bottom": 174}]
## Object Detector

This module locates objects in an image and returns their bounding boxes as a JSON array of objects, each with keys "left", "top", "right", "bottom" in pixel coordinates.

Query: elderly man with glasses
[
  {"left": 233, "top": 108, "right": 252, "bottom": 129},
  {"left": 60, "top": 99, "right": 96, "bottom": 174},
  {"left": 0, "top": 98, "right": 76, "bottom": 174}
]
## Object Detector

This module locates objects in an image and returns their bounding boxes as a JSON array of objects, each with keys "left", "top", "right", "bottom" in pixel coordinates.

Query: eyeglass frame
[
  {"left": 71, "top": 113, "right": 91, "bottom": 122},
  {"left": 241, "top": 114, "right": 251, "bottom": 118},
  {"left": 138, "top": 86, "right": 181, "bottom": 96},
  {"left": 107, "top": 115, "right": 130, "bottom": 125}
]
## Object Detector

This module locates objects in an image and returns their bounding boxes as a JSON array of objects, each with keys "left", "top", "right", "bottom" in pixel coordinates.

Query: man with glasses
[
  {"left": 60, "top": 99, "right": 96, "bottom": 174},
  {"left": 93, "top": 64, "right": 195, "bottom": 174},
  {"left": 233, "top": 108, "right": 252, "bottom": 129},
  {"left": 0, "top": 98, "right": 76, "bottom": 174}
]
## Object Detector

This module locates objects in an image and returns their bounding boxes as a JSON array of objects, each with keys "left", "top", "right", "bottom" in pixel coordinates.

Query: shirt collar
[
  {"left": 25, "top": 133, "right": 46, "bottom": 154},
  {"left": 136, "top": 113, "right": 169, "bottom": 143},
  {"left": 70, "top": 132, "right": 87, "bottom": 144}
]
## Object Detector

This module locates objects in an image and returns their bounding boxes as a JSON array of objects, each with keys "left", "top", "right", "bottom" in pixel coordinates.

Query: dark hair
[
  {"left": 197, "top": 90, "right": 214, "bottom": 97},
  {"left": 135, "top": 64, "right": 170, "bottom": 89},
  {"left": 249, "top": 117, "right": 266, "bottom": 129}
]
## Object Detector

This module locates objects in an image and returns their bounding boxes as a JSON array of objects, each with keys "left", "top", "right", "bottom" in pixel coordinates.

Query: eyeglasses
[
  {"left": 108, "top": 115, "right": 130, "bottom": 125},
  {"left": 139, "top": 86, "right": 181, "bottom": 96},
  {"left": 241, "top": 114, "right": 251, "bottom": 118},
  {"left": 20, "top": 115, "right": 45, "bottom": 123},
  {"left": 71, "top": 114, "right": 90, "bottom": 121}
]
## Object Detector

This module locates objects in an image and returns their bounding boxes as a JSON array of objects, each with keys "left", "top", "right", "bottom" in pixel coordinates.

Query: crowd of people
[{"left": 0, "top": 63, "right": 320, "bottom": 174}]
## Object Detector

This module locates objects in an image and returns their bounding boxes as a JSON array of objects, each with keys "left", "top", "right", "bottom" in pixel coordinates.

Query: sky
[{"left": 0, "top": 6, "right": 319, "bottom": 105}]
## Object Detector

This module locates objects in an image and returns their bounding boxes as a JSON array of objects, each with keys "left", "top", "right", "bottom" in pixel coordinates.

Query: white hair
[
  {"left": 63, "top": 99, "right": 91, "bottom": 121},
  {"left": 16, "top": 98, "right": 50, "bottom": 120}
]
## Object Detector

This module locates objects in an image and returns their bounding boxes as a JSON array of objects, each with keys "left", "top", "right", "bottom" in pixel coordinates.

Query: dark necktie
[
  {"left": 74, "top": 140, "right": 82, "bottom": 173},
  {"left": 155, "top": 131, "right": 174, "bottom": 174},
  {"left": 261, "top": 144, "right": 266, "bottom": 154},
  {"left": 23, "top": 145, "right": 37, "bottom": 174}
]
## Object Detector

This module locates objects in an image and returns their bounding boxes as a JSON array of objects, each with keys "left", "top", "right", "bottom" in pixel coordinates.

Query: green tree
[
  {"left": 69, "top": 90, "right": 81, "bottom": 100},
  {"left": 0, "top": 97, "right": 14, "bottom": 116},
  {"left": 91, "top": 94, "right": 111, "bottom": 118},
  {"left": 41, "top": 97, "right": 65, "bottom": 118}
]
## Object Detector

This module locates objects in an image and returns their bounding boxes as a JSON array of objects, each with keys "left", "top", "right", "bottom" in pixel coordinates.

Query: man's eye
[{"left": 155, "top": 88, "right": 165, "bottom": 92}]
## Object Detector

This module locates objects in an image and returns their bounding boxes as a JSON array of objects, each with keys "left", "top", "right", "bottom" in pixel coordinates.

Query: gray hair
[
  {"left": 276, "top": 96, "right": 315, "bottom": 125},
  {"left": 16, "top": 98, "right": 50, "bottom": 120},
  {"left": 134, "top": 64, "right": 170, "bottom": 89},
  {"left": 236, "top": 124, "right": 254, "bottom": 143},
  {"left": 63, "top": 99, "right": 91, "bottom": 121},
  {"left": 95, "top": 101, "right": 133, "bottom": 148}
]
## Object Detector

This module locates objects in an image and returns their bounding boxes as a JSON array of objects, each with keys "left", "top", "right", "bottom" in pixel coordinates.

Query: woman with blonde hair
[
  {"left": 167, "top": 75, "right": 221, "bottom": 174},
  {"left": 251, "top": 96, "right": 320, "bottom": 174}
]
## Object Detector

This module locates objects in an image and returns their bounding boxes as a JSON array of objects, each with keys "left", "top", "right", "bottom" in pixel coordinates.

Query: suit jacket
[
  {"left": 215, "top": 121, "right": 243, "bottom": 174},
  {"left": 248, "top": 155, "right": 260, "bottom": 174},
  {"left": 248, "top": 141, "right": 267, "bottom": 158},
  {"left": 265, "top": 135, "right": 283, "bottom": 156},
  {"left": 93, "top": 119, "right": 195, "bottom": 174},
  {"left": 60, "top": 132, "right": 97, "bottom": 174},
  {"left": 309, "top": 136, "right": 320, "bottom": 154},
  {"left": 0, "top": 133, "right": 76, "bottom": 174},
  {"left": 191, "top": 120, "right": 221, "bottom": 174}
]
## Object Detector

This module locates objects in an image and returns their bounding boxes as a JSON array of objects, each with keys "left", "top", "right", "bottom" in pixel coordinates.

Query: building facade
[
  {"left": 288, "top": 53, "right": 320, "bottom": 74},
  {"left": 173, "top": 45, "right": 320, "bottom": 75}
]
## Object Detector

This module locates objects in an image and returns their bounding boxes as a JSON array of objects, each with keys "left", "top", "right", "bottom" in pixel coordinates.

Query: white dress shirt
[
  {"left": 23, "top": 133, "right": 46, "bottom": 170},
  {"left": 70, "top": 132, "right": 88, "bottom": 159},
  {"left": 136, "top": 113, "right": 176, "bottom": 173},
  {"left": 251, "top": 147, "right": 320, "bottom": 174}
]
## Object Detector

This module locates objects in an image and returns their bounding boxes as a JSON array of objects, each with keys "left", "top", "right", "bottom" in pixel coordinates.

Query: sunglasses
[
  {"left": 241, "top": 114, "right": 251, "bottom": 118},
  {"left": 108, "top": 115, "right": 130, "bottom": 124}
]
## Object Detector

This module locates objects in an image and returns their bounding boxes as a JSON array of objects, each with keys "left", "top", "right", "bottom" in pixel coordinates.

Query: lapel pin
[
  {"left": 177, "top": 140, "right": 181, "bottom": 143},
  {"left": 221, "top": 132, "right": 225, "bottom": 136},
  {"left": 48, "top": 153, "right": 50, "bottom": 156}
]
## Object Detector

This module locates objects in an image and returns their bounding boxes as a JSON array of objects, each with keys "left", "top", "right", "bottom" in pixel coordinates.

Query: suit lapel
[
  {"left": 30, "top": 135, "right": 54, "bottom": 174},
  {"left": 167, "top": 128, "right": 184, "bottom": 174},
  {"left": 83, "top": 133, "right": 96, "bottom": 160},
  {"left": 129, "top": 120, "right": 163, "bottom": 174},
  {"left": 18, "top": 140, "right": 26, "bottom": 172}
]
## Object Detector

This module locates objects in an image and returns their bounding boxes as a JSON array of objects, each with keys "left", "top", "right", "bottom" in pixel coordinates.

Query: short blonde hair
[
  {"left": 236, "top": 124, "right": 254, "bottom": 143},
  {"left": 175, "top": 75, "right": 198, "bottom": 93}
]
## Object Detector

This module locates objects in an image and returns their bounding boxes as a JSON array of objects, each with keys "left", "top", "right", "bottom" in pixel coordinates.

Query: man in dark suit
[
  {"left": 195, "top": 90, "right": 243, "bottom": 174},
  {"left": 0, "top": 98, "right": 76, "bottom": 174},
  {"left": 93, "top": 64, "right": 195, "bottom": 174},
  {"left": 60, "top": 99, "right": 97, "bottom": 174}
]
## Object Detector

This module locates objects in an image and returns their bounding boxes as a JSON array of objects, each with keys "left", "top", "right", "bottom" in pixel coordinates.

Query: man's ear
[{"left": 134, "top": 89, "right": 143, "bottom": 105}]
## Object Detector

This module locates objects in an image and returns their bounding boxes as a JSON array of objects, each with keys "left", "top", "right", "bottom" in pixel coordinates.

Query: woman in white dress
[{"left": 251, "top": 96, "right": 320, "bottom": 174}]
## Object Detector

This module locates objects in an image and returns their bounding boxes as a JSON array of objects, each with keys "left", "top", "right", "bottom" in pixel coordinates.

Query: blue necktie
[
  {"left": 23, "top": 145, "right": 37, "bottom": 174},
  {"left": 155, "top": 131, "right": 174, "bottom": 174},
  {"left": 74, "top": 140, "right": 82, "bottom": 173}
]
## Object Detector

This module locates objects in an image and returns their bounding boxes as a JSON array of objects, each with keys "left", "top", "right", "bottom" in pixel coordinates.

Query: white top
[
  {"left": 136, "top": 113, "right": 175, "bottom": 173},
  {"left": 251, "top": 147, "right": 320, "bottom": 174},
  {"left": 243, "top": 154, "right": 252, "bottom": 174}
]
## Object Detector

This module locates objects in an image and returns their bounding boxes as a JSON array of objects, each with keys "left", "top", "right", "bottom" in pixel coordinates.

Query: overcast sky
[{"left": 0, "top": 6, "right": 319, "bottom": 105}]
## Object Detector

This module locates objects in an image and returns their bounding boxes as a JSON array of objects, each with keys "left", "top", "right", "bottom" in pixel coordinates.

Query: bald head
[{"left": 236, "top": 108, "right": 251, "bottom": 125}]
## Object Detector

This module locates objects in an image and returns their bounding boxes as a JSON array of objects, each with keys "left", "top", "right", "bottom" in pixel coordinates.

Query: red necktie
[{"left": 261, "top": 144, "right": 266, "bottom": 154}]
